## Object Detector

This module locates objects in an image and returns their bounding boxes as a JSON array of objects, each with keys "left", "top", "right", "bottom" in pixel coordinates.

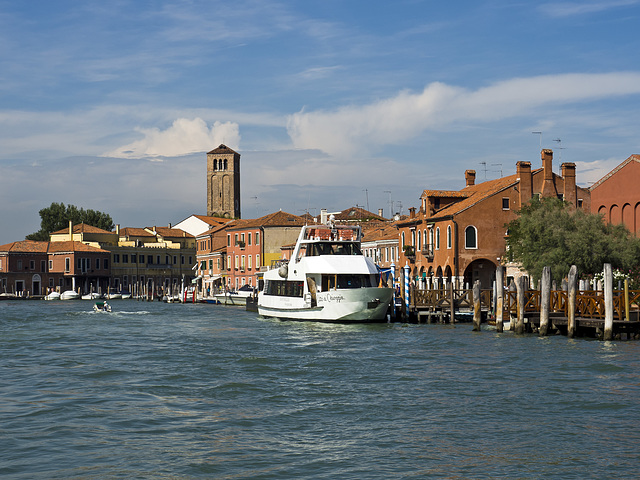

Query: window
[
  {"left": 96, "top": 258, "right": 100, "bottom": 269},
  {"left": 147, "top": 255, "right": 153, "bottom": 264},
  {"left": 65, "top": 258, "right": 70, "bottom": 272},
  {"left": 447, "top": 225, "right": 452, "bottom": 249},
  {"left": 577, "top": 199, "right": 583, "bottom": 208},
  {"left": 248, "top": 255, "right": 252, "bottom": 270},
  {"left": 502, "top": 197, "right": 510, "bottom": 210},
  {"left": 235, "top": 255, "right": 239, "bottom": 270},
  {"left": 227, "top": 234, "right": 231, "bottom": 246},
  {"left": 30, "top": 260, "right": 35, "bottom": 270},
  {"left": 256, "top": 232, "right": 260, "bottom": 245},
  {"left": 103, "top": 259, "right": 109, "bottom": 269},
  {"left": 465, "top": 226, "right": 478, "bottom": 249},
  {"left": 114, "top": 254, "right": 120, "bottom": 263},
  {"left": 17, "top": 260, "right": 23, "bottom": 270},
  {"left": 435, "top": 228, "right": 440, "bottom": 250},
  {"left": 241, "top": 255, "right": 245, "bottom": 270},
  {"left": 49, "top": 260, "right": 53, "bottom": 270},
  {"left": 234, "top": 233, "right": 239, "bottom": 245},
  {"left": 131, "top": 254, "right": 137, "bottom": 263},
  {"left": 173, "top": 255, "right": 177, "bottom": 265},
  {"left": 417, "top": 230, "right": 421, "bottom": 251},
  {"left": 248, "top": 233, "right": 252, "bottom": 246},
  {"left": 256, "top": 254, "right": 260, "bottom": 268},
  {"left": 209, "top": 259, "right": 213, "bottom": 270},
  {"left": 401, "top": 232, "right": 406, "bottom": 248},
  {"left": 156, "top": 255, "right": 161, "bottom": 265}
]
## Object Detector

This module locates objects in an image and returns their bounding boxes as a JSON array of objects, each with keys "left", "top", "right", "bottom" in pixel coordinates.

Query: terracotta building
[
  {"left": 397, "top": 149, "right": 591, "bottom": 289},
  {"left": 0, "top": 240, "right": 51, "bottom": 296},
  {"left": 590, "top": 154, "right": 640, "bottom": 235}
]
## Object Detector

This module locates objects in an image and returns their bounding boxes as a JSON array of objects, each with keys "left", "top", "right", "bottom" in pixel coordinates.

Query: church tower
[{"left": 206, "top": 144, "right": 241, "bottom": 218}]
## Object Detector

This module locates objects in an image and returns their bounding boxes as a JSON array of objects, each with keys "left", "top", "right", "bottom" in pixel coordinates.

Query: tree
[
  {"left": 26, "top": 202, "right": 115, "bottom": 241},
  {"left": 505, "top": 197, "right": 640, "bottom": 284}
]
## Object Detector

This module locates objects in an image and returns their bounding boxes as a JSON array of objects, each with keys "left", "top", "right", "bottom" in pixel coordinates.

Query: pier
[{"left": 396, "top": 263, "right": 640, "bottom": 340}]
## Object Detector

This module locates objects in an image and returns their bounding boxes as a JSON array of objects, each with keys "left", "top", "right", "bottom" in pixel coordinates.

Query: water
[{"left": 1, "top": 300, "right": 639, "bottom": 479}]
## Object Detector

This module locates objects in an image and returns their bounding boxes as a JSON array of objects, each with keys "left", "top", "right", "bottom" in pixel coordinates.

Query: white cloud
[
  {"left": 286, "top": 72, "right": 640, "bottom": 157},
  {"left": 103, "top": 118, "right": 240, "bottom": 158}
]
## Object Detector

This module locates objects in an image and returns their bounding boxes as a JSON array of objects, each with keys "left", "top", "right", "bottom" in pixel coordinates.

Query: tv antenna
[
  {"left": 532, "top": 131, "right": 543, "bottom": 150},
  {"left": 384, "top": 190, "right": 393, "bottom": 217},
  {"left": 553, "top": 138, "right": 566, "bottom": 162},
  {"left": 480, "top": 161, "right": 488, "bottom": 180},
  {"left": 362, "top": 189, "right": 369, "bottom": 213}
]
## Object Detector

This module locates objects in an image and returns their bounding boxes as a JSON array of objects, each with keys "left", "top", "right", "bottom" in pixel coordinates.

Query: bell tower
[{"left": 206, "top": 144, "right": 241, "bottom": 218}]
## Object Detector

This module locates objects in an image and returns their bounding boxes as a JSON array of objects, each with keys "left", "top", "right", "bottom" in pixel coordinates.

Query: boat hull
[
  {"left": 258, "top": 287, "right": 393, "bottom": 323},
  {"left": 213, "top": 294, "right": 250, "bottom": 306}
]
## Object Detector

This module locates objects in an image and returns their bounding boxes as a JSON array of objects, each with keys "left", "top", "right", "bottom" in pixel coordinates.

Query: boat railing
[{"left": 269, "top": 259, "right": 289, "bottom": 270}]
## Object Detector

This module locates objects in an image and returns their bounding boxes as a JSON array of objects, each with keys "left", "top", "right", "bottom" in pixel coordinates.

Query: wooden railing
[{"left": 412, "top": 287, "right": 640, "bottom": 320}]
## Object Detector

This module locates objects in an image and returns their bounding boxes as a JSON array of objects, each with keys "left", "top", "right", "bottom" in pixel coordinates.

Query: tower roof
[{"left": 207, "top": 144, "right": 239, "bottom": 155}]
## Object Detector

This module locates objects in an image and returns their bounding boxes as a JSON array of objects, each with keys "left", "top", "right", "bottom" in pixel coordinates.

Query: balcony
[{"left": 421, "top": 245, "right": 434, "bottom": 261}]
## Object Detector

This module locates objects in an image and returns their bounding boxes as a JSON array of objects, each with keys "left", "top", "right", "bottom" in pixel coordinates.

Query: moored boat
[
  {"left": 257, "top": 218, "right": 393, "bottom": 322},
  {"left": 45, "top": 291, "right": 61, "bottom": 301},
  {"left": 214, "top": 284, "right": 255, "bottom": 306},
  {"left": 60, "top": 290, "right": 81, "bottom": 300}
]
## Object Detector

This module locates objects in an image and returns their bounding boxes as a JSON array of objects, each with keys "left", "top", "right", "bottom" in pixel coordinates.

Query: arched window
[
  {"left": 423, "top": 229, "right": 428, "bottom": 248},
  {"left": 435, "top": 227, "right": 440, "bottom": 250},
  {"left": 224, "top": 158, "right": 228, "bottom": 170},
  {"left": 411, "top": 230, "right": 416, "bottom": 246},
  {"left": 417, "top": 230, "right": 421, "bottom": 251},
  {"left": 213, "top": 159, "right": 217, "bottom": 170},
  {"left": 447, "top": 225, "right": 452, "bottom": 249},
  {"left": 218, "top": 159, "right": 223, "bottom": 170},
  {"left": 465, "top": 226, "right": 477, "bottom": 249},
  {"left": 401, "top": 232, "right": 406, "bottom": 248}
]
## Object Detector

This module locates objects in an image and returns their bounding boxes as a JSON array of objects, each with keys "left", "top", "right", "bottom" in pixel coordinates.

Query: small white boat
[
  {"left": 60, "top": 290, "right": 81, "bottom": 300},
  {"left": 45, "top": 292, "right": 61, "bottom": 301},
  {"left": 214, "top": 285, "right": 255, "bottom": 306},
  {"left": 257, "top": 218, "right": 393, "bottom": 322},
  {"left": 93, "top": 301, "right": 112, "bottom": 312},
  {"left": 82, "top": 292, "right": 102, "bottom": 300}
]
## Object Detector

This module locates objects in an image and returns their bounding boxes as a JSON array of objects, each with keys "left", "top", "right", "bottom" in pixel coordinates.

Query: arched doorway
[{"left": 463, "top": 259, "right": 497, "bottom": 289}]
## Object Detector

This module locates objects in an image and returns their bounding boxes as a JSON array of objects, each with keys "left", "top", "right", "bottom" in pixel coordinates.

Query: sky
[{"left": 1, "top": 0, "right": 640, "bottom": 244}]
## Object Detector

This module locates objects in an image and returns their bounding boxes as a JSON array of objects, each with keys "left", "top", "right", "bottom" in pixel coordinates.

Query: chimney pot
[{"left": 465, "top": 169, "right": 476, "bottom": 187}]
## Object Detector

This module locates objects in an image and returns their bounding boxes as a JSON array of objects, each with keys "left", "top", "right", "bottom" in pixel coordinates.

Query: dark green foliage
[
  {"left": 26, "top": 202, "right": 114, "bottom": 240},
  {"left": 505, "top": 197, "right": 640, "bottom": 283}
]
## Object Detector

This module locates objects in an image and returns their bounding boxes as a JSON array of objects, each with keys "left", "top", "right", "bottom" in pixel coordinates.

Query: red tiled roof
[
  {"left": 421, "top": 190, "right": 470, "bottom": 198},
  {"left": 51, "top": 223, "right": 114, "bottom": 235},
  {"left": 207, "top": 144, "right": 239, "bottom": 155},
  {"left": 0, "top": 240, "right": 50, "bottom": 253},
  {"left": 47, "top": 241, "right": 109, "bottom": 253},
  {"left": 226, "top": 211, "right": 307, "bottom": 230},
  {"left": 432, "top": 174, "right": 519, "bottom": 217},
  {"left": 148, "top": 227, "right": 194, "bottom": 238},
  {"left": 120, "top": 227, "right": 154, "bottom": 237}
]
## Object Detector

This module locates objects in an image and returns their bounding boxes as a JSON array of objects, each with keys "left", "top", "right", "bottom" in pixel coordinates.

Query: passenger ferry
[{"left": 257, "top": 217, "right": 393, "bottom": 322}]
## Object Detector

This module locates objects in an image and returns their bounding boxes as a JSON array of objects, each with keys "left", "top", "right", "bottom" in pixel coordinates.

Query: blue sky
[{"left": 1, "top": 0, "right": 639, "bottom": 244}]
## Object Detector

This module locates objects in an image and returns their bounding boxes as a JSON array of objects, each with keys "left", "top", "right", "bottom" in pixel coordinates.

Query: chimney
[
  {"left": 516, "top": 161, "right": 532, "bottom": 208},
  {"left": 378, "top": 208, "right": 384, "bottom": 218},
  {"left": 320, "top": 208, "right": 328, "bottom": 225},
  {"left": 168, "top": 223, "right": 172, "bottom": 228},
  {"left": 116, "top": 224, "right": 120, "bottom": 236},
  {"left": 540, "top": 149, "right": 558, "bottom": 198},
  {"left": 409, "top": 207, "right": 416, "bottom": 219},
  {"left": 465, "top": 169, "right": 476, "bottom": 187},
  {"left": 562, "top": 162, "right": 577, "bottom": 207},
  {"left": 68, "top": 220, "right": 73, "bottom": 240}
]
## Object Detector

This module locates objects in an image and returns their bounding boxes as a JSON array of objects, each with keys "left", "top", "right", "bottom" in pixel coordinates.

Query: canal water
[{"left": 1, "top": 300, "right": 639, "bottom": 479}]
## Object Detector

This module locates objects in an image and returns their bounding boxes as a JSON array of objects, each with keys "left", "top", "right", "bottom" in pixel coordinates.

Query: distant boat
[
  {"left": 82, "top": 292, "right": 102, "bottom": 300},
  {"left": 214, "top": 284, "right": 255, "bottom": 306},
  {"left": 60, "top": 290, "right": 81, "bottom": 300},
  {"left": 45, "top": 291, "right": 61, "bottom": 301},
  {"left": 93, "top": 301, "right": 112, "bottom": 313}
]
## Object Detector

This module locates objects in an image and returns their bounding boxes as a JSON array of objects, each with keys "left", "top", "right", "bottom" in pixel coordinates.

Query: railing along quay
[{"left": 399, "top": 264, "right": 640, "bottom": 340}]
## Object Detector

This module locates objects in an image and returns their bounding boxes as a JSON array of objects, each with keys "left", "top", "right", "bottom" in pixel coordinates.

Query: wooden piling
[
  {"left": 539, "top": 266, "right": 551, "bottom": 336},
  {"left": 604, "top": 263, "right": 613, "bottom": 341},
  {"left": 449, "top": 280, "right": 455, "bottom": 324},
  {"left": 496, "top": 266, "right": 504, "bottom": 333},
  {"left": 624, "top": 278, "right": 630, "bottom": 322},
  {"left": 515, "top": 276, "right": 525, "bottom": 334},
  {"left": 567, "top": 265, "right": 578, "bottom": 338},
  {"left": 472, "top": 280, "right": 481, "bottom": 331}
]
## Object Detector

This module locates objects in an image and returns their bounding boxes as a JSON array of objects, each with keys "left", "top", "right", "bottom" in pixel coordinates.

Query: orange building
[
  {"left": 397, "top": 149, "right": 591, "bottom": 289},
  {"left": 590, "top": 154, "right": 640, "bottom": 236}
]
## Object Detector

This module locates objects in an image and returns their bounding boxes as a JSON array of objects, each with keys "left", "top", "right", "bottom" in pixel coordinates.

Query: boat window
[
  {"left": 263, "top": 280, "right": 305, "bottom": 297},
  {"left": 306, "top": 242, "right": 362, "bottom": 256},
  {"left": 322, "top": 274, "right": 372, "bottom": 290}
]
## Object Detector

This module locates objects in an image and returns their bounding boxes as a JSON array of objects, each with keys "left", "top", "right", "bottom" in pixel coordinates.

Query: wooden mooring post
[
  {"left": 539, "top": 266, "right": 551, "bottom": 336},
  {"left": 515, "top": 276, "right": 525, "bottom": 334},
  {"left": 496, "top": 266, "right": 504, "bottom": 333},
  {"left": 473, "top": 280, "right": 481, "bottom": 331},
  {"left": 604, "top": 263, "right": 613, "bottom": 341},
  {"left": 567, "top": 265, "right": 578, "bottom": 338}
]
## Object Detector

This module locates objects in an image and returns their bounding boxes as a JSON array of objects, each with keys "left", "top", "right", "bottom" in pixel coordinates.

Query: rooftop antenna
[
  {"left": 384, "top": 190, "right": 393, "bottom": 217},
  {"left": 480, "top": 161, "right": 488, "bottom": 180},
  {"left": 362, "top": 189, "right": 369, "bottom": 212},
  {"left": 251, "top": 196, "right": 258, "bottom": 218},
  {"left": 492, "top": 163, "right": 503, "bottom": 177},
  {"left": 553, "top": 138, "right": 565, "bottom": 162},
  {"left": 532, "top": 131, "right": 543, "bottom": 150}
]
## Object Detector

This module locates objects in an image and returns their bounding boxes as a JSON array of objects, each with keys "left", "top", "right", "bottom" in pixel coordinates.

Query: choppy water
[{"left": 1, "top": 300, "right": 639, "bottom": 479}]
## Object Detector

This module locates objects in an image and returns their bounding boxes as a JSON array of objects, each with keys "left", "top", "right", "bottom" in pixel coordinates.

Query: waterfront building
[
  {"left": 361, "top": 222, "right": 400, "bottom": 270},
  {"left": 0, "top": 240, "right": 51, "bottom": 296},
  {"left": 47, "top": 241, "right": 111, "bottom": 294},
  {"left": 397, "top": 149, "right": 591, "bottom": 289},
  {"left": 195, "top": 223, "right": 230, "bottom": 296},
  {"left": 590, "top": 154, "right": 640, "bottom": 236},
  {"left": 207, "top": 144, "right": 241, "bottom": 219}
]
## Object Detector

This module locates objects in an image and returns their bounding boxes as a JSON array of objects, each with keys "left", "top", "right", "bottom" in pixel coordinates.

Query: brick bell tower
[{"left": 206, "top": 144, "right": 241, "bottom": 218}]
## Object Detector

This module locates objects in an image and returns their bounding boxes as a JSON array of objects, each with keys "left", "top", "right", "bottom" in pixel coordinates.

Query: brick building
[{"left": 397, "top": 149, "right": 591, "bottom": 289}]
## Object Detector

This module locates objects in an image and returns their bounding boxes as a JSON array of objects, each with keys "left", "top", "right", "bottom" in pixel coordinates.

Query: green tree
[
  {"left": 26, "top": 202, "right": 115, "bottom": 240},
  {"left": 505, "top": 197, "right": 640, "bottom": 284}
]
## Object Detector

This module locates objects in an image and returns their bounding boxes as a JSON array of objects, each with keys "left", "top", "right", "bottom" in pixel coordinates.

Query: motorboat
[
  {"left": 45, "top": 291, "right": 61, "bottom": 301},
  {"left": 93, "top": 301, "right": 112, "bottom": 312},
  {"left": 60, "top": 290, "right": 81, "bottom": 300},
  {"left": 82, "top": 292, "right": 102, "bottom": 300},
  {"left": 214, "top": 284, "right": 255, "bottom": 306},
  {"left": 257, "top": 218, "right": 393, "bottom": 322}
]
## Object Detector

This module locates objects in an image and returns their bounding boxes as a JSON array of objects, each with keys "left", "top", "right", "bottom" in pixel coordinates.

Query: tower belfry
[{"left": 206, "top": 144, "right": 241, "bottom": 218}]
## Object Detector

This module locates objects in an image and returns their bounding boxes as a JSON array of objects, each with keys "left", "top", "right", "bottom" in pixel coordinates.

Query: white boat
[
  {"left": 60, "top": 290, "right": 81, "bottom": 300},
  {"left": 257, "top": 219, "right": 393, "bottom": 322},
  {"left": 45, "top": 291, "right": 61, "bottom": 301},
  {"left": 93, "top": 301, "right": 112, "bottom": 312},
  {"left": 82, "top": 292, "right": 102, "bottom": 300},
  {"left": 213, "top": 285, "right": 255, "bottom": 306}
]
